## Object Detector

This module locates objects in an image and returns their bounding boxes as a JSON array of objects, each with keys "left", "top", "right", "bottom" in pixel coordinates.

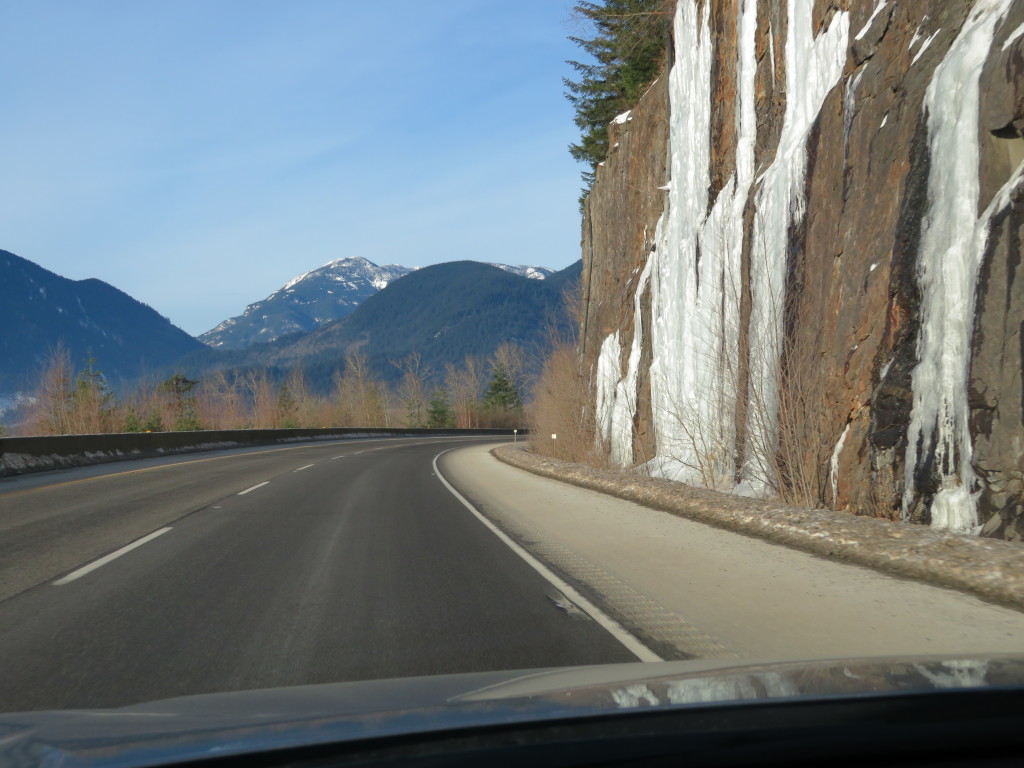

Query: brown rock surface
[
  {"left": 577, "top": 0, "right": 1024, "bottom": 539},
  {"left": 581, "top": 74, "right": 668, "bottom": 462}
]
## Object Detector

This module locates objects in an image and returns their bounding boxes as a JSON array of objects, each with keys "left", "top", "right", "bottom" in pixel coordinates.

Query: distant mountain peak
[
  {"left": 200, "top": 257, "right": 553, "bottom": 351},
  {"left": 486, "top": 263, "right": 555, "bottom": 281}
]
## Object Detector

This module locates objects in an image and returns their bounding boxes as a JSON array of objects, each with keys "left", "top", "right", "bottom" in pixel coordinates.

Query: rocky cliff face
[{"left": 582, "top": 0, "right": 1024, "bottom": 540}]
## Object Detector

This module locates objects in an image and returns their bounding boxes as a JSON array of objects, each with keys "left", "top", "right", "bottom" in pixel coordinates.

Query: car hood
[{"left": 2, "top": 654, "right": 1023, "bottom": 767}]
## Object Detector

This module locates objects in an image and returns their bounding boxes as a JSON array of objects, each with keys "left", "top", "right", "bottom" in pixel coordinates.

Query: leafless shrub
[{"left": 528, "top": 282, "right": 604, "bottom": 463}]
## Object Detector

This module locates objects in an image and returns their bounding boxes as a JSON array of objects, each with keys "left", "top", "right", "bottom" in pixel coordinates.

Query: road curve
[{"left": 0, "top": 436, "right": 635, "bottom": 712}]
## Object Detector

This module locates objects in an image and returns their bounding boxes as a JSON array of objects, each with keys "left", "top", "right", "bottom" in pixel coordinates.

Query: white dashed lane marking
[{"left": 238, "top": 481, "right": 269, "bottom": 496}]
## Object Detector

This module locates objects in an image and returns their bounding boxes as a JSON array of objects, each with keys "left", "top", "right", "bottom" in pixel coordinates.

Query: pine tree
[
  {"left": 72, "top": 353, "right": 114, "bottom": 433},
  {"left": 276, "top": 382, "right": 299, "bottom": 428},
  {"left": 160, "top": 374, "right": 202, "bottom": 431},
  {"left": 123, "top": 407, "right": 142, "bottom": 433},
  {"left": 142, "top": 409, "right": 165, "bottom": 432},
  {"left": 564, "top": 0, "right": 669, "bottom": 200},
  {"left": 427, "top": 389, "right": 455, "bottom": 429},
  {"left": 483, "top": 363, "right": 522, "bottom": 411}
]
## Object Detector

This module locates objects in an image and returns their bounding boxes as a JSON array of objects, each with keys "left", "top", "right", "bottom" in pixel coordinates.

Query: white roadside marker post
[
  {"left": 513, "top": 428, "right": 518, "bottom": 443},
  {"left": 551, "top": 433, "right": 557, "bottom": 457}
]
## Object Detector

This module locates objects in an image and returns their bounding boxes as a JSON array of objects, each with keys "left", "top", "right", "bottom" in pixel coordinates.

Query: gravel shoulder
[
  {"left": 442, "top": 443, "right": 1024, "bottom": 661},
  {"left": 492, "top": 444, "right": 1024, "bottom": 613}
]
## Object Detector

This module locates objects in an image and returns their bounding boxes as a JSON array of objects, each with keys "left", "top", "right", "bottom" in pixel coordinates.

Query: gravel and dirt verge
[{"left": 493, "top": 445, "right": 1024, "bottom": 612}]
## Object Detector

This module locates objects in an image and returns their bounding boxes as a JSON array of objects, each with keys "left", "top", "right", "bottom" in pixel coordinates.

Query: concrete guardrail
[{"left": 0, "top": 427, "right": 524, "bottom": 478}]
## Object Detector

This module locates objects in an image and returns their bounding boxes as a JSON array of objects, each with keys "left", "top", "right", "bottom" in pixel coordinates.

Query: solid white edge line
[
  {"left": 238, "top": 481, "right": 270, "bottom": 495},
  {"left": 294, "top": 464, "right": 315, "bottom": 472},
  {"left": 53, "top": 528, "right": 172, "bottom": 585},
  {"left": 431, "top": 449, "right": 663, "bottom": 663}
]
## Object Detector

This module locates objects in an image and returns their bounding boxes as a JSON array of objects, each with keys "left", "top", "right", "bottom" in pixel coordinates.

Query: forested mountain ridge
[
  {"left": 172, "top": 260, "right": 582, "bottom": 390},
  {"left": 0, "top": 249, "right": 204, "bottom": 392},
  {"left": 200, "top": 257, "right": 556, "bottom": 351},
  {"left": 198, "top": 257, "right": 414, "bottom": 350}
]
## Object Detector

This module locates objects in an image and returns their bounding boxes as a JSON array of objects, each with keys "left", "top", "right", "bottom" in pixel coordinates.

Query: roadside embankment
[
  {"left": 0, "top": 428, "right": 515, "bottom": 478},
  {"left": 494, "top": 444, "right": 1024, "bottom": 612}
]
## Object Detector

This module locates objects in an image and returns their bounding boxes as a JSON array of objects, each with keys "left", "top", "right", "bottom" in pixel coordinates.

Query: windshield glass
[{"left": 1, "top": 0, "right": 1023, "bottom": 723}]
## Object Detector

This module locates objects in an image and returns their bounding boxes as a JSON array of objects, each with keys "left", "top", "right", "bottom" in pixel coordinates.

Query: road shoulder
[
  {"left": 493, "top": 444, "right": 1024, "bottom": 612},
  {"left": 441, "top": 443, "right": 1024, "bottom": 661}
]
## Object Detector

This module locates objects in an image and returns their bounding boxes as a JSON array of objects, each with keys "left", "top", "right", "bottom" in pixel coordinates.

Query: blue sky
[{"left": 0, "top": 1, "right": 587, "bottom": 335}]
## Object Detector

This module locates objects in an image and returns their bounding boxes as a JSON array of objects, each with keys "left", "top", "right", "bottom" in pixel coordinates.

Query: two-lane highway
[{"left": 0, "top": 437, "right": 635, "bottom": 712}]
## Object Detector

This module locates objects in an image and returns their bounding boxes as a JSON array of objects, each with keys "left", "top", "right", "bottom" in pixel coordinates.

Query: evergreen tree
[
  {"left": 564, "top": 0, "right": 669, "bottom": 200},
  {"left": 276, "top": 382, "right": 299, "bottom": 428},
  {"left": 142, "top": 409, "right": 165, "bottom": 432},
  {"left": 123, "top": 407, "right": 142, "bottom": 433},
  {"left": 71, "top": 353, "right": 114, "bottom": 433},
  {"left": 483, "top": 363, "right": 522, "bottom": 411},
  {"left": 427, "top": 389, "right": 455, "bottom": 428},
  {"left": 160, "top": 374, "right": 202, "bottom": 431}
]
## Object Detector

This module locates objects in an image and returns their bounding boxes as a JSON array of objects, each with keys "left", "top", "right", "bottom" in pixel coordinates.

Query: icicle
[
  {"left": 593, "top": 260, "right": 653, "bottom": 468},
  {"left": 642, "top": 0, "right": 758, "bottom": 488},
  {"left": 594, "top": 331, "right": 622, "bottom": 449},
  {"left": 741, "top": 2, "right": 849, "bottom": 494},
  {"left": 645, "top": 0, "right": 713, "bottom": 483},
  {"left": 855, "top": 0, "right": 888, "bottom": 42},
  {"left": 830, "top": 423, "right": 851, "bottom": 505},
  {"left": 902, "top": 0, "right": 1016, "bottom": 533},
  {"left": 609, "top": 260, "right": 653, "bottom": 466}
]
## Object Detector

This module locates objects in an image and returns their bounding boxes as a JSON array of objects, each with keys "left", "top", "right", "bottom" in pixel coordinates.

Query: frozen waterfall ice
[{"left": 902, "top": 0, "right": 1016, "bottom": 533}]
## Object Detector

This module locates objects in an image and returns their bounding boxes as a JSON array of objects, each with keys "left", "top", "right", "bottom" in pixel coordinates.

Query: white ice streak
[
  {"left": 642, "top": 0, "right": 756, "bottom": 487},
  {"left": 594, "top": 260, "right": 653, "bottom": 466},
  {"left": 1002, "top": 21, "right": 1024, "bottom": 49},
  {"left": 903, "top": 0, "right": 1017, "bottom": 533},
  {"left": 911, "top": 30, "right": 939, "bottom": 65},
  {"left": 741, "top": 3, "right": 849, "bottom": 493},
  {"left": 595, "top": 331, "right": 623, "bottom": 453},
  {"left": 855, "top": 0, "right": 888, "bottom": 41},
  {"left": 611, "top": 110, "right": 633, "bottom": 125},
  {"left": 830, "top": 422, "right": 851, "bottom": 505}
]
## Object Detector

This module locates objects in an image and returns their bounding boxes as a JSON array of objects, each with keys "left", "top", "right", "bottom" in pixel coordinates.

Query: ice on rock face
[
  {"left": 911, "top": 30, "right": 939, "bottom": 65},
  {"left": 830, "top": 423, "right": 851, "bottom": 505},
  {"left": 1002, "top": 21, "right": 1024, "bottom": 49},
  {"left": 594, "top": 1, "right": 848, "bottom": 493},
  {"left": 595, "top": 260, "right": 653, "bottom": 467},
  {"left": 855, "top": 0, "right": 888, "bottom": 42},
  {"left": 635, "top": 0, "right": 757, "bottom": 487},
  {"left": 903, "top": 0, "right": 1020, "bottom": 533},
  {"left": 595, "top": 331, "right": 623, "bottom": 450},
  {"left": 741, "top": 1, "right": 848, "bottom": 493},
  {"left": 645, "top": 0, "right": 714, "bottom": 482}
]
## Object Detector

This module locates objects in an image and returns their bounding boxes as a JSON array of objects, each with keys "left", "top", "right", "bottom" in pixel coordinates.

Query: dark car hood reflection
[{"left": 1, "top": 654, "right": 1022, "bottom": 767}]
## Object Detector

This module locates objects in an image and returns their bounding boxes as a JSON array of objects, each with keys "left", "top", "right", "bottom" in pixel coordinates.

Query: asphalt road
[{"left": 0, "top": 436, "right": 635, "bottom": 712}]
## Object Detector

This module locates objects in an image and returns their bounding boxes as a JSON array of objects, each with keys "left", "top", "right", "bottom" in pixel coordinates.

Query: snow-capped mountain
[
  {"left": 486, "top": 264, "right": 555, "bottom": 281},
  {"left": 200, "top": 257, "right": 554, "bottom": 350},
  {"left": 199, "top": 257, "right": 413, "bottom": 350}
]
